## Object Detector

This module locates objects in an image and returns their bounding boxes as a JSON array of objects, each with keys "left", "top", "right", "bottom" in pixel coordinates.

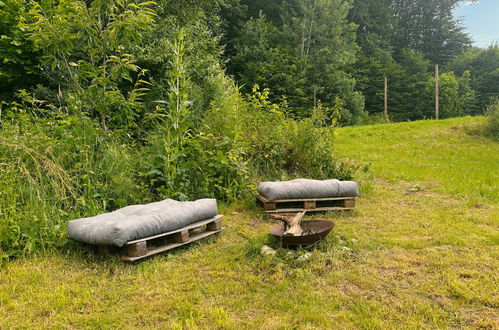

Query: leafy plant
[
  {"left": 144, "top": 30, "right": 251, "bottom": 201},
  {"left": 426, "top": 70, "right": 477, "bottom": 119},
  {"left": 0, "top": 0, "right": 41, "bottom": 101},
  {"left": 22, "top": 0, "right": 156, "bottom": 129},
  {"left": 484, "top": 101, "right": 499, "bottom": 139},
  {"left": 204, "top": 84, "right": 355, "bottom": 182}
]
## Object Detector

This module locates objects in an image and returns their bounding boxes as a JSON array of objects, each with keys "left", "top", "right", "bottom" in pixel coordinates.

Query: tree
[
  {"left": 230, "top": 14, "right": 308, "bottom": 115},
  {"left": 22, "top": 0, "right": 156, "bottom": 129},
  {"left": 388, "top": 49, "right": 432, "bottom": 121},
  {"left": 391, "top": 0, "right": 471, "bottom": 65},
  {"left": 447, "top": 45, "right": 499, "bottom": 110},
  {"left": 426, "top": 71, "right": 477, "bottom": 118},
  {"left": 224, "top": 0, "right": 363, "bottom": 123},
  {"left": 348, "top": 0, "right": 475, "bottom": 121},
  {"left": 348, "top": 0, "right": 394, "bottom": 61},
  {"left": 0, "top": 0, "right": 41, "bottom": 102}
]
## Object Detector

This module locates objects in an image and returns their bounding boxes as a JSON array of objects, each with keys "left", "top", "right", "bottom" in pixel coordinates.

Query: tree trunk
[{"left": 270, "top": 212, "right": 305, "bottom": 236}]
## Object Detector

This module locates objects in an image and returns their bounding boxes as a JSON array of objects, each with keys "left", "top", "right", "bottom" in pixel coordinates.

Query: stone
[
  {"left": 260, "top": 245, "right": 276, "bottom": 256},
  {"left": 297, "top": 252, "right": 312, "bottom": 261}
]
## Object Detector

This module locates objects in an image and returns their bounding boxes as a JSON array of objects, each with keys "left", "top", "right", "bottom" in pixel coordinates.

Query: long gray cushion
[
  {"left": 68, "top": 198, "right": 218, "bottom": 247},
  {"left": 258, "top": 179, "right": 359, "bottom": 200}
]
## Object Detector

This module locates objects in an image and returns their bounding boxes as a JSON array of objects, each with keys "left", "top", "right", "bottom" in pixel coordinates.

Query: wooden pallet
[
  {"left": 256, "top": 194, "right": 355, "bottom": 213},
  {"left": 122, "top": 215, "right": 223, "bottom": 262}
]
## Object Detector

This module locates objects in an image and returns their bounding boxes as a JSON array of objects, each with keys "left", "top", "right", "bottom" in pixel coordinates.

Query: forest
[{"left": 0, "top": 0, "right": 498, "bottom": 257}]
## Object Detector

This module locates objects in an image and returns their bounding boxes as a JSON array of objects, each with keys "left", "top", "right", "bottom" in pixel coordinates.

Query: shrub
[
  {"left": 203, "top": 84, "right": 355, "bottom": 183},
  {"left": 357, "top": 113, "right": 390, "bottom": 126},
  {"left": 484, "top": 101, "right": 499, "bottom": 139},
  {"left": 22, "top": 0, "right": 156, "bottom": 130},
  {"left": 0, "top": 83, "right": 356, "bottom": 261},
  {"left": 425, "top": 71, "right": 477, "bottom": 119},
  {"left": 140, "top": 31, "right": 251, "bottom": 202}
]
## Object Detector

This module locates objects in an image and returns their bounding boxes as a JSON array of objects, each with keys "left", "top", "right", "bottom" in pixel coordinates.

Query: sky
[{"left": 453, "top": 0, "right": 499, "bottom": 48}]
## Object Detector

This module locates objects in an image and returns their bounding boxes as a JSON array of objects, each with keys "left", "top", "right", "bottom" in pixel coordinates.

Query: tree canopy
[{"left": 1, "top": 0, "right": 497, "bottom": 124}]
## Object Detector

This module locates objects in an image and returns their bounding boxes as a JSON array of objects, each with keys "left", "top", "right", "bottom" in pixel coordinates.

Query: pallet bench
[
  {"left": 256, "top": 194, "right": 355, "bottom": 213},
  {"left": 122, "top": 215, "right": 223, "bottom": 262}
]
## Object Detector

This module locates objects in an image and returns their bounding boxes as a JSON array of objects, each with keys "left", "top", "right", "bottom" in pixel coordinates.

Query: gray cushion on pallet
[
  {"left": 258, "top": 179, "right": 359, "bottom": 200},
  {"left": 67, "top": 199, "right": 218, "bottom": 247}
]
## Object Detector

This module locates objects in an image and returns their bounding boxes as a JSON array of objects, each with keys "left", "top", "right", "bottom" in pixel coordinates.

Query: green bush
[
  {"left": 357, "top": 113, "right": 389, "bottom": 126},
  {"left": 203, "top": 84, "right": 355, "bottom": 183},
  {"left": 484, "top": 102, "right": 499, "bottom": 139},
  {"left": 142, "top": 80, "right": 356, "bottom": 204}
]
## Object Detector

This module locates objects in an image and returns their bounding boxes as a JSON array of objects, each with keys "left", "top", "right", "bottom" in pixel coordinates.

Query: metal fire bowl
[{"left": 269, "top": 220, "right": 335, "bottom": 247}]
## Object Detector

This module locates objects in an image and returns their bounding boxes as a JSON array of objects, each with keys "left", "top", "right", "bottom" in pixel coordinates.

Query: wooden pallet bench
[
  {"left": 256, "top": 194, "right": 355, "bottom": 213},
  {"left": 122, "top": 215, "right": 223, "bottom": 262}
]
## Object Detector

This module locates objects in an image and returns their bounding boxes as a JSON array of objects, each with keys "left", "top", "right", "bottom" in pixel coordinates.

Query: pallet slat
[
  {"left": 257, "top": 194, "right": 355, "bottom": 213},
  {"left": 124, "top": 215, "right": 223, "bottom": 245},
  {"left": 123, "top": 230, "right": 222, "bottom": 262},
  {"left": 122, "top": 215, "right": 223, "bottom": 262},
  {"left": 265, "top": 206, "right": 353, "bottom": 213}
]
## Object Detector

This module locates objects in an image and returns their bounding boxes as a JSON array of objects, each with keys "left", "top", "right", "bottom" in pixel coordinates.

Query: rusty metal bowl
[{"left": 269, "top": 220, "right": 334, "bottom": 248}]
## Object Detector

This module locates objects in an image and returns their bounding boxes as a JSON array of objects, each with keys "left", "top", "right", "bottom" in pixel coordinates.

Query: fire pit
[{"left": 269, "top": 219, "right": 334, "bottom": 248}]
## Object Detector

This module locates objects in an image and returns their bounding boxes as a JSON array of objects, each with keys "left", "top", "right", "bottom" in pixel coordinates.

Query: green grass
[
  {"left": 0, "top": 117, "right": 497, "bottom": 328},
  {"left": 336, "top": 116, "right": 498, "bottom": 204}
]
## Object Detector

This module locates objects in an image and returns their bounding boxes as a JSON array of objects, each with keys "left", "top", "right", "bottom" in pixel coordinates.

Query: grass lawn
[{"left": 0, "top": 117, "right": 497, "bottom": 328}]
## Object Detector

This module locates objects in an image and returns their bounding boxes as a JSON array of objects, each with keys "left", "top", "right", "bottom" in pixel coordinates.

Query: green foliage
[
  {"left": 224, "top": 0, "right": 363, "bottom": 123},
  {"left": 348, "top": 0, "right": 480, "bottom": 122},
  {"left": 134, "top": 13, "right": 230, "bottom": 128},
  {"left": 426, "top": 71, "right": 477, "bottom": 118},
  {"left": 159, "top": 29, "right": 193, "bottom": 198},
  {"left": 22, "top": 0, "right": 156, "bottom": 129},
  {"left": 0, "top": 0, "right": 41, "bottom": 100},
  {"left": 0, "top": 116, "right": 149, "bottom": 259},
  {"left": 387, "top": 49, "right": 433, "bottom": 121},
  {"left": 484, "top": 101, "right": 499, "bottom": 139},
  {"left": 142, "top": 30, "right": 250, "bottom": 201},
  {"left": 143, "top": 78, "right": 354, "bottom": 202},
  {"left": 203, "top": 85, "right": 354, "bottom": 182},
  {"left": 350, "top": 55, "right": 386, "bottom": 117},
  {"left": 1, "top": 0, "right": 357, "bottom": 260},
  {"left": 357, "top": 113, "right": 390, "bottom": 126},
  {"left": 348, "top": 0, "right": 394, "bottom": 61},
  {"left": 390, "top": 0, "right": 471, "bottom": 64},
  {"left": 447, "top": 45, "right": 499, "bottom": 111},
  {"left": 229, "top": 14, "right": 307, "bottom": 114}
]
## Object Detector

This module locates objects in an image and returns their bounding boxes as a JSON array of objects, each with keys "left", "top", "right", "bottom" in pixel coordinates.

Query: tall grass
[{"left": 0, "top": 116, "right": 148, "bottom": 260}]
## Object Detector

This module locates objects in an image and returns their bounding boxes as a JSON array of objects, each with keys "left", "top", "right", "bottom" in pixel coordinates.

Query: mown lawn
[{"left": 0, "top": 117, "right": 497, "bottom": 328}]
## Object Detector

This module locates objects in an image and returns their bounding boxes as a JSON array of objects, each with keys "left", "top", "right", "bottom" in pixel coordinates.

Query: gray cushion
[
  {"left": 68, "top": 199, "right": 218, "bottom": 246},
  {"left": 258, "top": 179, "right": 359, "bottom": 200}
]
